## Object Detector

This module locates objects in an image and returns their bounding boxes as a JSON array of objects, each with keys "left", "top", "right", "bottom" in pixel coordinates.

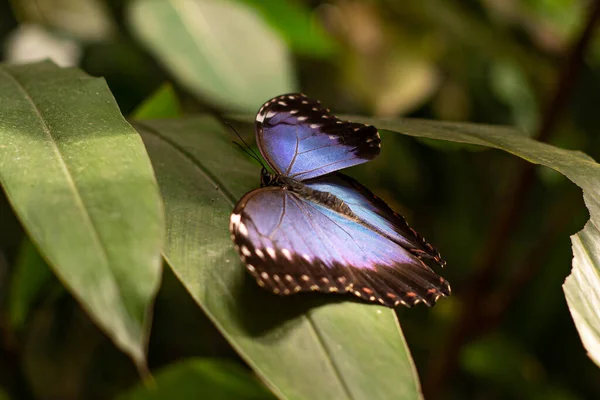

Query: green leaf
[
  {"left": 134, "top": 117, "right": 423, "bottom": 400},
  {"left": 0, "top": 61, "right": 164, "bottom": 367},
  {"left": 118, "top": 358, "right": 275, "bottom": 400},
  {"left": 237, "top": 0, "right": 336, "bottom": 56},
  {"left": 128, "top": 0, "right": 297, "bottom": 113},
  {"left": 563, "top": 222, "right": 600, "bottom": 368},
  {"left": 7, "top": 237, "right": 53, "bottom": 330},
  {"left": 357, "top": 118, "right": 600, "bottom": 229},
  {"left": 352, "top": 117, "right": 600, "bottom": 372},
  {"left": 133, "top": 83, "right": 181, "bottom": 119}
]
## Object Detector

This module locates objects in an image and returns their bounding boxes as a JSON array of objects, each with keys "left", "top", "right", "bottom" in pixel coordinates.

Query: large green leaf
[
  {"left": 118, "top": 358, "right": 275, "bottom": 400},
  {"left": 135, "top": 117, "right": 423, "bottom": 400},
  {"left": 128, "top": 0, "right": 297, "bottom": 113},
  {"left": 563, "top": 222, "right": 600, "bottom": 368},
  {"left": 0, "top": 61, "right": 164, "bottom": 367},
  {"left": 358, "top": 118, "right": 600, "bottom": 228}
]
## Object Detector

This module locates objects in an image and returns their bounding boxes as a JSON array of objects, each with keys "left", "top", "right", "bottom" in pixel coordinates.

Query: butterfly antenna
[
  {"left": 232, "top": 141, "right": 261, "bottom": 164},
  {"left": 223, "top": 121, "right": 265, "bottom": 167}
]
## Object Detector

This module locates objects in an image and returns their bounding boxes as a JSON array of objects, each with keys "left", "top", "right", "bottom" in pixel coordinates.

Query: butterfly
[{"left": 229, "top": 94, "right": 450, "bottom": 307}]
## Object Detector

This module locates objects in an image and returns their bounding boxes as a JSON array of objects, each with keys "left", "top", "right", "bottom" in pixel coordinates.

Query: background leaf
[
  {"left": 564, "top": 222, "right": 600, "bottom": 368},
  {"left": 133, "top": 83, "right": 181, "bottom": 120},
  {"left": 128, "top": 0, "right": 297, "bottom": 113},
  {"left": 7, "top": 237, "right": 53, "bottom": 330},
  {"left": 357, "top": 118, "right": 600, "bottom": 227},
  {"left": 236, "top": 0, "right": 336, "bottom": 56},
  {"left": 118, "top": 358, "right": 275, "bottom": 400},
  {"left": 0, "top": 61, "right": 164, "bottom": 367},
  {"left": 134, "top": 116, "right": 424, "bottom": 400}
]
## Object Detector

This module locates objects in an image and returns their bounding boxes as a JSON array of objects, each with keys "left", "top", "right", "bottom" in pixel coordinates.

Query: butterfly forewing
[
  {"left": 255, "top": 93, "right": 381, "bottom": 180},
  {"left": 230, "top": 186, "right": 450, "bottom": 307}
]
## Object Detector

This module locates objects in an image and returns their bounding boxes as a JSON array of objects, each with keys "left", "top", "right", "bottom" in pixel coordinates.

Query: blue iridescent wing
[
  {"left": 255, "top": 93, "right": 381, "bottom": 180},
  {"left": 230, "top": 187, "right": 450, "bottom": 307},
  {"left": 305, "top": 173, "right": 446, "bottom": 266}
]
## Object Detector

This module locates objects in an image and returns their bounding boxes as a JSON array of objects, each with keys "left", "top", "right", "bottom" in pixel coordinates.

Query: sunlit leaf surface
[
  {"left": 128, "top": 0, "right": 297, "bottom": 113},
  {"left": 0, "top": 61, "right": 164, "bottom": 367}
]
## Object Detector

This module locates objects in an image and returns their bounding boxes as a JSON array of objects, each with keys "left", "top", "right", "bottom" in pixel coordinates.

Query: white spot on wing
[
  {"left": 302, "top": 254, "right": 312, "bottom": 262},
  {"left": 297, "top": 116, "right": 308, "bottom": 121},
  {"left": 238, "top": 223, "right": 248, "bottom": 237},
  {"left": 282, "top": 248, "right": 292, "bottom": 261},
  {"left": 241, "top": 246, "right": 251, "bottom": 256},
  {"left": 278, "top": 101, "right": 287, "bottom": 106},
  {"left": 255, "top": 248, "right": 264, "bottom": 259},
  {"left": 266, "top": 247, "right": 276, "bottom": 259},
  {"left": 230, "top": 213, "right": 241, "bottom": 230},
  {"left": 266, "top": 110, "right": 277, "bottom": 119},
  {"left": 309, "top": 123, "right": 321, "bottom": 129}
]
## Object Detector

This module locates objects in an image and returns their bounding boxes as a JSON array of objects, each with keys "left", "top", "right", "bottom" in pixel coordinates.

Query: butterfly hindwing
[
  {"left": 230, "top": 186, "right": 450, "bottom": 307},
  {"left": 255, "top": 93, "right": 381, "bottom": 180}
]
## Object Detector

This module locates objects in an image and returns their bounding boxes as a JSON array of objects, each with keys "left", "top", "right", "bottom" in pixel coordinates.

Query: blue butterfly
[{"left": 229, "top": 94, "right": 450, "bottom": 307}]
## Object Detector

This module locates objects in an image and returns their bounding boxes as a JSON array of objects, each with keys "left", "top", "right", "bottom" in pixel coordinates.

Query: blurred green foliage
[{"left": 1, "top": 0, "right": 600, "bottom": 399}]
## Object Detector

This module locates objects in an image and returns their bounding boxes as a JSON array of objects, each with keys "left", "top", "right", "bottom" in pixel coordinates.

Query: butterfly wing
[
  {"left": 230, "top": 187, "right": 450, "bottom": 307},
  {"left": 255, "top": 93, "right": 381, "bottom": 180},
  {"left": 305, "top": 173, "right": 446, "bottom": 266}
]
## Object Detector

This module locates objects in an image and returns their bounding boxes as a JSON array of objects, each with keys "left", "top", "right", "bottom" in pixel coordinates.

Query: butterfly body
[
  {"left": 230, "top": 93, "right": 450, "bottom": 307},
  {"left": 258, "top": 169, "right": 357, "bottom": 219}
]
